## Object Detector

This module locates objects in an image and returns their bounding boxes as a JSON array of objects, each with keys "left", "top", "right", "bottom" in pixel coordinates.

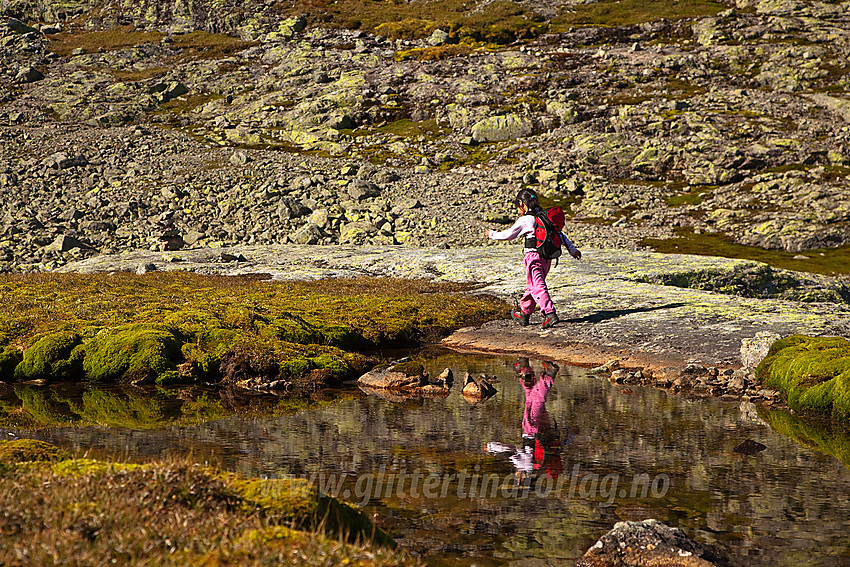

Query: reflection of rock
[
  {"left": 577, "top": 519, "right": 730, "bottom": 567},
  {"left": 733, "top": 439, "right": 767, "bottom": 455},
  {"left": 461, "top": 373, "right": 497, "bottom": 402}
]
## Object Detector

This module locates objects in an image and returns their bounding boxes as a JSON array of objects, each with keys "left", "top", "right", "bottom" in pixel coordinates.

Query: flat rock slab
[{"left": 58, "top": 245, "right": 850, "bottom": 370}]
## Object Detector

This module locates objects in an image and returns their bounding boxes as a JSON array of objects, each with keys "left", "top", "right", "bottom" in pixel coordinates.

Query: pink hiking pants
[{"left": 520, "top": 251, "right": 554, "bottom": 315}]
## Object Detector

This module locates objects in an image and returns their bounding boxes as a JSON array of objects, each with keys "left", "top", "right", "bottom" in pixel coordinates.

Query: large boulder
[
  {"left": 339, "top": 221, "right": 378, "bottom": 245},
  {"left": 471, "top": 113, "right": 536, "bottom": 143},
  {"left": 358, "top": 361, "right": 426, "bottom": 389},
  {"left": 577, "top": 519, "right": 729, "bottom": 567}
]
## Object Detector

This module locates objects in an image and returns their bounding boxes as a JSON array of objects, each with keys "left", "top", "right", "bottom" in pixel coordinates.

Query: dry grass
[{"left": 0, "top": 451, "right": 418, "bottom": 566}]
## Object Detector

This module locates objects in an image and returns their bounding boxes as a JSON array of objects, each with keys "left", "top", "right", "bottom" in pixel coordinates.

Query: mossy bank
[
  {"left": 0, "top": 272, "right": 506, "bottom": 388},
  {"left": 0, "top": 439, "right": 414, "bottom": 566},
  {"left": 757, "top": 335, "right": 850, "bottom": 420}
]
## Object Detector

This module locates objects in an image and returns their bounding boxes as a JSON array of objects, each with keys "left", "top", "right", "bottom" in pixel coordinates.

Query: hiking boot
[
  {"left": 542, "top": 360, "right": 560, "bottom": 377},
  {"left": 541, "top": 311, "right": 559, "bottom": 329},
  {"left": 511, "top": 357, "right": 531, "bottom": 372},
  {"left": 511, "top": 309, "right": 530, "bottom": 326}
]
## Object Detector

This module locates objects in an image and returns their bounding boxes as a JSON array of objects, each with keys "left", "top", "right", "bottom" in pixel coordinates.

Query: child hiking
[{"left": 485, "top": 188, "right": 581, "bottom": 329}]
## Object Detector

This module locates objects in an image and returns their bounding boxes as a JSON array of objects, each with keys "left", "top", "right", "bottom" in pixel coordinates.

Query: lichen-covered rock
[
  {"left": 577, "top": 519, "right": 729, "bottom": 567},
  {"left": 471, "top": 113, "right": 536, "bottom": 143},
  {"left": 741, "top": 331, "right": 781, "bottom": 368}
]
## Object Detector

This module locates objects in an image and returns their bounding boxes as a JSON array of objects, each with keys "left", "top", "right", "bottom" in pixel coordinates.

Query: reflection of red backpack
[{"left": 528, "top": 207, "right": 566, "bottom": 260}]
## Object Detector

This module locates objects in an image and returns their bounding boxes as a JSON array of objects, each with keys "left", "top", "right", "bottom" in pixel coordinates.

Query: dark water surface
[{"left": 14, "top": 351, "right": 850, "bottom": 566}]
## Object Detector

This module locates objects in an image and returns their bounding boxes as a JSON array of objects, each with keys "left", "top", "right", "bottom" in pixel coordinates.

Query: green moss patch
[
  {"left": 551, "top": 0, "right": 725, "bottom": 29},
  {"left": 0, "top": 273, "right": 505, "bottom": 386},
  {"left": 0, "top": 439, "right": 69, "bottom": 464},
  {"left": 757, "top": 335, "right": 850, "bottom": 420},
  {"left": 0, "top": 452, "right": 412, "bottom": 565},
  {"left": 47, "top": 26, "right": 164, "bottom": 57},
  {"left": 13, "top": 330, "right": 83, "bottom": 382},
  {"left": 282, "top": 0, "right": 544, "bottom": 44},
  {"left": 82, "top": 323, "right": 182, "bottom": 383}
]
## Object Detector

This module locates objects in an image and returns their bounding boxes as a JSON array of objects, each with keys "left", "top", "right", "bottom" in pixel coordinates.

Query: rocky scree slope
[{"left": 0, "top": 0, "right": 849, "bottom": 272}]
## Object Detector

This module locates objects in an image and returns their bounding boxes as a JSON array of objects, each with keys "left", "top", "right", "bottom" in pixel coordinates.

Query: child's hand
[
  {"left": 484, "top": 229, "right": 491, "bottom": 239},
  {"left": 570, "top": 248, "right": 582, "bottom": 259}
]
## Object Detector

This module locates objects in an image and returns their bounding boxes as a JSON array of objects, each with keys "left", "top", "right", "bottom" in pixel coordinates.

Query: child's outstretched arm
[
  {"left": 485, "top": 216, "right": 534, "bottom": 241},
  {"left": 560, "top": 232, "right": 582, "bottom": 259}
]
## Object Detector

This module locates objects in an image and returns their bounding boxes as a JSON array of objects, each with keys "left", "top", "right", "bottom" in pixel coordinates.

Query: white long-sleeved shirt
[{"left": 488, "top": 214, "right": 577, "bottom": 254}]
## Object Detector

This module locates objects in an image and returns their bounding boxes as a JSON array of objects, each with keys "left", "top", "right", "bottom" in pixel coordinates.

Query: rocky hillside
[{"left": 1, "top": 0, "right": 849, "bottom": 273}]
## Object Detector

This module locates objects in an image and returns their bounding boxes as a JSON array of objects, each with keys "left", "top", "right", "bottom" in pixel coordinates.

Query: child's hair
[{"left": 515, "top": 188, "right": 541, "bottom": 213}]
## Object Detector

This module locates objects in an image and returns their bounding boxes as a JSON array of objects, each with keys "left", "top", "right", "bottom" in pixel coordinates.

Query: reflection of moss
[
  {"left": 760, "top": 407, "right": 850, "bottom": 468},
  {"left": 66, "top": 388, "right": 168, "bottom": 429},
  {"left": 176, "top": 393, "right": 229, "bottom": 426},
  {"left": 16, "top": 388, "right": 79, "bottom": 427},
  {"left": 757, "top": 335, "right": 850, "bottom": 419}
]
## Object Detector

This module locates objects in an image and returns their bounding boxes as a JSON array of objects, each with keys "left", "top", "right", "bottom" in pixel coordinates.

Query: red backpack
[{"left": 531, "top": 207, "right": 566, "bottom": 260}]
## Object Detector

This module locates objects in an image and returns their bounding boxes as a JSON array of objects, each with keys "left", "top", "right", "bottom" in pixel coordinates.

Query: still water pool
[{"left": 12, "top": 350, "right": 850, "bottom": 566}]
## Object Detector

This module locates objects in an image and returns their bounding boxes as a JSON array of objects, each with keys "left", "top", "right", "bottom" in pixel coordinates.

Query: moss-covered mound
[
  {"left": 757, "top": 335, "right": 850, "bottom": 419},
  {"left": 0, "top": 439, "right": 70, "bottom": 464},
  {"left": 0, "top": 444, "right": 413, "bottom": 566},
  {"left": 0, "top": 273, "right": 505, "bottom": 387}
]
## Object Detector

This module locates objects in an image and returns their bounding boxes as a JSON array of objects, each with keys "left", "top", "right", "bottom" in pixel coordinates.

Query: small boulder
[
  {"left": 358, "top": 361, "right": 426, "bottom": 390},
  {"left": 229, "top": 151, "right": 251, "bottom": 166},
  {"left": 428, "top": 29, "right": 450, "bottom": 46},
  {"left": 740, "top": 331, "right": 780, "bottom": 369},
  {"left": 733, "top": 439, "right": 767, "bottom": 455},
  {"left": 43, "top": 152, "right": 87, "bottom": 169},
  {"left": 577, "top": 519, "right": 730, "bottom": 567},
  {"left": 14, "top": 66, "right": 43, "bottom": 84},
  {"left": 435, "top": 368, "right": 453, "bottom": 388},
  {"left": 471, "top": 113, "right": 536, "bottom": 143},
  {"left": 136, "top": 262, "right": 157, "bottom": 274},
  {"left": 7, "top": 18, "right": 39, "bottom": 35},
  {"left": 290, "top": 223, "right": 323, "bottom": 245},
  {"left": 339, "top": 221, "right": 378, "bottom": 245}
]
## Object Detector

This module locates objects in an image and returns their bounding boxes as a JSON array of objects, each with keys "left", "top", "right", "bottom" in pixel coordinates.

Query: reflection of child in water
[{"left": 486, "top": 358, "right": 563, "bottom": 485}]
